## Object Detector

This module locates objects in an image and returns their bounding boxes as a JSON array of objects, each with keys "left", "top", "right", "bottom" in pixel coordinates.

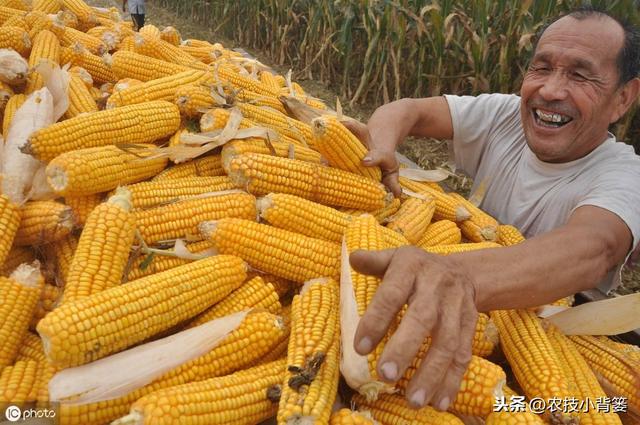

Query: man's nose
[{"left": 537, "top": 72, "right": 569, "bottom": 101}]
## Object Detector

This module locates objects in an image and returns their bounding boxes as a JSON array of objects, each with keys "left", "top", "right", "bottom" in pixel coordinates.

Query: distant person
[{"left": 123, "top": 0, "right": 145, "bottom": 31}]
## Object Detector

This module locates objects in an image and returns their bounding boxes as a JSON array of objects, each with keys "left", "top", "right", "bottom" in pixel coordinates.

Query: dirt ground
[{"left": 90, "top": 0, "right": 639, "bottom": 295}]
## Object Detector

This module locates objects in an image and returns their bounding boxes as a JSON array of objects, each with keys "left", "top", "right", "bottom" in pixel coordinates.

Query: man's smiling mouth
[{"left": 533, "top": 108, "right": 573, "bottom": 128}]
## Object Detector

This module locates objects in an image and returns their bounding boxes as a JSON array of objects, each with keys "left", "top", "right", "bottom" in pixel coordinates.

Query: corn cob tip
[
  {"left": 311, "top": 116, "right": 328, "bottom": 136},
  {"left": 9, "top": 261, "right": 42, "bottom": 288},
  {"left": 109, "top": 187, "right": 133, "bottom": 212},
  {"left": 198, "top": 220, "right": 218, "bottom": 239},
  {"left": 111, "top": 411, "right": 142, "bottom": 425},
  {"left": 300, "top": 277, "right": 331, "bottom": 295},
  {"left": 46, "top": 164, "right": 67, "bottom": 193},
  {"left": 456, "top": 205, "right": 472, "bottom": 221},
  {"left": 19, "top": 141, "right": 34, "bottom": 156},
  {"left": 256, "top": 194, "right": 274, "bottom": 218},
  {"left": 480, "top": 226, "right": 498, "bottom": 241}
]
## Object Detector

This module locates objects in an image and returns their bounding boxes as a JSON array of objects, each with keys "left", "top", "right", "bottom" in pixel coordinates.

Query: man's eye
[
  {"left": 530, "top": 65, "right": 550, "bottom": 73},
  {"left": 572, "top": 72, "right": 587, "bottom": 81}
]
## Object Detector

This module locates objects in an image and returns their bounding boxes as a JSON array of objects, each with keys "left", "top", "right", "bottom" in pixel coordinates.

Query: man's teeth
[{"left": 534, "top": 109, "right": 571, "bottom": 124}]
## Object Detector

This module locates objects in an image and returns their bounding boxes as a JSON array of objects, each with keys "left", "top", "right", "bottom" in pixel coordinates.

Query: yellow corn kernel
[
  {"left": 138, "top": 24, "right": 160, "bottom": 38},
  {"left": 329, "top": 408, "right": 376, "bottom": 425},
  {"left": 1, "top": 246, "right": 34, "bottom": 277},
  {"left": 32, "top": 0, "right": 62, "bottom": 14},
  {"left": 25, "top": 100, "right": 181, "bottom": 162},
  {"left": 16, "top": 332, "right": 45, "bottom": 362},
  {"left": 422, "top": 241, "right": 502, "bottom": 255},
  {"left": 153, "top": 154, "right": 225, "bottom": 180},
  {"left": 14, "top": 201, "right": 74, "bottom": 246},
  {"left": 201, "top": 218, "right": 341, "bottom": 283},
  {"left": 0, "top": 360, "right": 39, "bottom": 407},
  {"left": 120, "top": 359, "right": 287, "bottom": 425},
  {"left": 189, "top": 276, "right": 281, "bottom": 327},
  {"left": 174, "top": 83, "right": 216, "bottom": 117},
  {"left": 30, "top": 282, "right": 62, "bottom": 330},
  {"left": 135, "top": 191, "right": 257, "bottom": 244},
  {"left": 61, "top": 0, "right": 95, "bottom": 25},
  {"left": 43, "top": 234, "right": 77, "bottom": 285},
  {"left": 159, "top": 26, "right": 180, "bottom": 46},
  {"left": 221, "top": 139, "right": 323, "bottom": 170},
  {"left": 59, "top": 45, "right": 116, "bottom": 84},
  {"left": 248, "top": 272, "right": 295, "bottom": 298},
  {"left": 237, "top": 102, "right": 313, "bottom": 146},
  {"left": 312, "top": 115, "right": 381, "bottom": 181},
  {"left": 58, "top": 310, "right": 287, "bottom": 425},
  {"left": 109, "top": 50, "right": 190, "bottom": 81},
  {"left": 227, "top": 153, "right": 391, "bottom": 211},
  {"left": 133, "top": 33, "right": 207, "bottom": 70},
  {"left": 60, "top": 26, "right": 106, "bottom": 55},
  {"left": 25, "top": 29, "right": 60, "bottom": 94},
  {"left": 353, "top": 393, "right": 464, "bottom": 425},
  {"left": 0, "top": 6, "right": 24, "bottom": 25},
  {"left": 398, "top": 175, "right": 445, "bottom": 194},
  {"left": 2, "top": 93, "right": 25, "bottom": 136},
  {"left": 341, "top": 197, "right": 403, "bottom": 224},
  {"left": 387, "top": 197, "right": 436, "bottom": 244},
  {"left": 64, "top": 193, "right": 104, "bottom": 226},
  {"left": 1, "top": 14, "right": 27, "bottom": 29},
  {"left": 0, "top": 263, "right": 43, "bottom": 369},
  {"left": 497, "top": 224, "right": 526, "bottom": 246},
  {"left": 63, "top": 71, "right": 99, "bottom": 118},
  {"left": 449, "top": 193, "right": 499, "bottom": 242},
  {"left": 0, "top": 25, "right": 30, "bottom": 56},
  {"left": 278, "top": 278, "right": 340, "bottom": 424},
  {"left": 0, "top": 195, "right": 21, "bottom": 266},
  {"left": 38, "top": 255, "right": 247, "bottom": 368},
  {"left": 416, "top": 220, "right": 462, "bottom": 248},
  {"left": 62, "top": 189, "right": 135, "bottom": 304}
]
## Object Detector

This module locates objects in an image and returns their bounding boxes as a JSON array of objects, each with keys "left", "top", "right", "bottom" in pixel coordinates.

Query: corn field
[{"left": 157, "top": 0, "right": 640, "bottom": 150}]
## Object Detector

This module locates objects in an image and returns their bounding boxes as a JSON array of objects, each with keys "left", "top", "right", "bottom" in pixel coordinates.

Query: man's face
[{"left": 520, "top": 15, "right": 625, "bottom": 163}]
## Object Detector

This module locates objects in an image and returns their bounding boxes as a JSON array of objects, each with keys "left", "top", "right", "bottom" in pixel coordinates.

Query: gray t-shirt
[
  {"left": 444, "top": 93, "right": 640, "bottom": 293},
  {"left": 128, "top": 0, "right": 145, "bottom": 14}
]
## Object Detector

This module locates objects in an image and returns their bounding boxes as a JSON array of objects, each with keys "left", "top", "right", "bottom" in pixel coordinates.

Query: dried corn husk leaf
[{"left": 0, "top": 49, "right": 29, "bottom": 85}]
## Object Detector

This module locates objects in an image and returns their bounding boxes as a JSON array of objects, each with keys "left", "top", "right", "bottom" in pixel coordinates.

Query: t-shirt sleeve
[{"left": 444, "top": 93, "right": 521, "bottom": 178}]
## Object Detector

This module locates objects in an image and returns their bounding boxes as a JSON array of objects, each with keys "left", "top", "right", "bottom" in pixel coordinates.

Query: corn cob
[
  {"left": 277, "top": 278, "right": 340, "bottom": 424},
  {"left": 110, "top": 50, "right": 190, "bottom": 81},
  {"left": 0, "top": 263, "right": 43, "bottom": 369},
  {"left": 547, "top": 325, "right": 623, "bottom": 425},
  {"left": 202, "top": 217, "right": 341, "bottom": 283},
  {"left": 160, "top": 26, "right": 180, "bottom": 45},
  {"left": 0, "top": 6, "right": 24, "bottom": 25},
  {"left": 24, "top": 10, "right": 62, "bottom": 40},
  {"left": 248, "top": 272, "right": 295, "bottom": 298},
  {"left": 0, "top": 195, "right": 21, "bottom": 266},
  {"left": 311, "top": 115, "right": 381, "bottom": 181},
  {"left": 106, "top": 69, "right": 211, "bottom": 108},
  {"left": 0, "top": 246, "right": 33, "bottom": 276},
  {"left": 0, "top": 360, "right": 39, "bottom": 406},
  {"left": 16, "top": 332, "right": 45, "bottom": 362},
  {"left": 69, "top": 65, "right": 93, "bottom": 87},
  {"left": 330, "top": 409, "right": 377, "bottom": 425},
  {"left": 121, "top": 176, "right": 235, "bottom": 210},
  {"left": 416, "top": 220, "right": 462, "bottom": 247},
  {"left": 550, "top": 295, "right": 574, "bottom": 307},
  {"left": 260, "top": 71, "right": 283, "bottom": 90},
  {"left": 449, "top": 193, "right": 499, "bottom": 242},
  {"left": 117, "top": 359, "right": 287, "bottom": 425},
  {"left": 0, "top": 25, "right": 29, "bottom": 56},
  {"left": 234, "top": 88, "right": 289, "bottom": 114},
  {"left": 32, "top": 0, "right": 62, "bottom": 14},
  {"left": 60, "top": 26, "right": 106, "bottom": 55},
  {"left": 181, "top": 38, "right": 214, "bottom": 48},
  {"left": 399, "top": 178, "right": 470, "bottom": 222},
  {"left": 0, "top": 0, "right": 27, "bottom": 11},
  {"left": 261, "top": 308, "right": 292, "bottom": 364},
  {"left": 341, "top": 197, "right": 403, "bottom": 224},
  {"left": 422, "top": 241, "right": 502, "bottom": 255},
  {"left": 497, "top": 224, "right": 526, "bottom": 246},
  {"left": 485, "top": 411, "right": 547, "bottom": 424},
  {"left": 124, "top": 240, "right": 213, "bottom": 282},
  {"left": 59, "top": 45, "right": 115, "bottom": 83},
  {"left": 64, "top": 193, "right": 104, "bottom": 226},
  {"left": 227, "top": 153, "right": 391, "bottom": 211},
  {"left": 57, "top": 9, "right": 78, "bottom": 29},
  {"left": 386, "top": 197, "right": 435, "bottom": 244},
  {"left": 46, "top": 144, "right": 168, "bottom": 197},
  {"left": 2, "top": 93, "right": 25, "bottom": 135},
  {"left": 596, "top": 336, "right": 640, "bottom": 363},
  {"left": 61, "top": 189, "right": 135, "bottom": 304},
  {"left": 189, "top": 276, "right": 281, "bottom": 327},
  {"left": 135, "top": 191, "right": 257, "bottom": 244},
  {"left": 63, "top": 70, "right": 99, "bottom": 118},
  {"left": 237, "top": 102, "right": 313, "bottom": 146},
  {"left": 113, "top": 77, "right": 143, "bottom": 94},
  {"left": 178, "top": 43, "right": 216, "bottom": 64},
  {"left": 222, "top": 139, "right": 323, "bottom": 170},
  {"left": 1, "top": 14, "right": 27, "bottom": 29},
  {"left": 491, "top": 310, "right": 574, "bottom": 413},
  {"left": 61, "top": 0, "right": 95, "bottom": 25},
  {"left": 24, "top": 100, "right": 180, "bottom": 162},
  {"left": 44, "top": 234, "right": 77, "bottom": 285},
  {"left": 569, "top": 335, "right": 640, "bottom": 414},
  {"left": 398, "top": 176, "right": 445, "bottom": 194},
  {"left": 13, "top": 201, "right": 74, "bottom": 246},
  {"left": 58, "top": 310, "right": 286, "bottom": 425},
  {"left": 30, "top": 282, "right": 62, "bottom": 329},
  {"left": 38, "top": 255, "right": 247, "bottom": 367},
  {"left": 472, "top": 313, "right": 499, "bottom": 358},
  {"left": 353, "top": 393, "right": 464, "bottom": 425},
  {"left": 152, "top": 154, "right": 225, "bottom": 180},
  {"left": 25, "top": 29, "right": 60, "bottom": 94},
  {"left": 138, "top": 24, "right": 160, "bottom": 39},
  {"left": 133, "top": 33, "right": 207, "bottom": 70},
  {"left": 174, "top": 83, "right": 216, "bottom": 117}
]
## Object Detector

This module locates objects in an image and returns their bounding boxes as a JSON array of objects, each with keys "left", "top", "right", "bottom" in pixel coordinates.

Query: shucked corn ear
[
  {"left": 497, "top": 224, "right": 526, "bottom": 246},
  {"left": 386, "top": 197, "right": 435, "bottom": 244},
  {"left": 202, "top": 218, "right": 341, "bottom": 283},
  {"left": 60, "top": 45, "right": 116, "bottom": 84},
  {"left": 311, "top": 115, "right": 381, "bottom": 181},
  {"left": 153, "top": 154, "right": 225, "bottom": 180},
  {"left": 58, "top": 310, "right": 287, "bottom": 425},
  {"left": 0, "top": 246, "right": 34, "bottom": 277},
  {"left": 353, "top": 393, "right": 464, "bottom": 425},
  {"left": 278, "top": 278, "right": 340, "bottom": 424},
  {"left": 220, "top": 138, "right": 323, "bottom": 169},
  {"left": 117, "top": 359, "right": 287, "bottom": 425},
  {"left": 37, "top": 255, "right": 247, "bottom": 368},
  {"left": 0, "top": 263, "right": 43, "bottom": 369},
  {"left": 14, "top": 200, "right": 74, "bottom": 246},
  {"left": 61, "top": 188, "right": 135, "bottom": 305},
  {"left": 23, "top": 100, "right": 181, "bottom": 162},
  {"left": 46, "top": 144, "right": 168, "bottom": 197},
  {"left": 0, "top": 25, "right": 30, "bottom": 56},
  {"left": 329, "top": 409, "right": 377, "bottom": 425},
  {"left": 416, "top": 220, "right": 462, "bottom": 248},
  {"left": 0, "top": 360, "right": 40, "bottom": 407},
  {"left": 110, "top": 50, "right": 190, "bottom": 82},
  {"left": 64, "top": 193, "right": 104, "bottom": 226},
  {"left": 0, "top": 195, "right": 22, "bottom": 265},
  {"left": 135, "top": 191, "right": 257, "bottom": 244},
  {"left": 226, "top": 153, "right": 391, "bottom": 211},
  {"left": 450, "top": 193, "right": 499, "bottom": 242}
]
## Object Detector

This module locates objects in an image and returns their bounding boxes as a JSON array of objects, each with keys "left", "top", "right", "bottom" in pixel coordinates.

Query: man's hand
[
  {"left": 350, "top": 246, "right": 478, "bottom": 411},
  {"left": 342, "top": 119, "right": 402, "bottom": 196}
]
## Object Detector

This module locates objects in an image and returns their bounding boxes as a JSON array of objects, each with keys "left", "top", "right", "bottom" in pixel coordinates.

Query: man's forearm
[{"left": 455, "top": 224, "right": 617, "bottom": 312}]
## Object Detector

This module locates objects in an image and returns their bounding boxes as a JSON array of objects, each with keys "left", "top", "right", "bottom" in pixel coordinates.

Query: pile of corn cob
[{"left": 0, "top": 0, "right": 638, "bottom": 424}]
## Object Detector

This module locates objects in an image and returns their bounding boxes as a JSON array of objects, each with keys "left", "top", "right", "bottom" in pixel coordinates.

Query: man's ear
[{"left": 611, "top": 77, "right": 640, "bottom": 123}]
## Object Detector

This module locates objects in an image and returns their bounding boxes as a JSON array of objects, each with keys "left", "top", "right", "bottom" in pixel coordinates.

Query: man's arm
[
  {"left": 344, "top": 97, "right": 453, "bottom": 195},
  {"left": 350, "top": 205, "right": 632, "bottom": 411}
]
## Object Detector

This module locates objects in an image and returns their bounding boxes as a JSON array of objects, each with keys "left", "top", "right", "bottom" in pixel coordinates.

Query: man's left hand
[{"left": 350, "top": 246, "right": 479, "bottom": 411}]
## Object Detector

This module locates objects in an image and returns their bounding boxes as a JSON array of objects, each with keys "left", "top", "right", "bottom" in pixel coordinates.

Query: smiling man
[{"left": 345, "top": 7, "right": 640, "bottom": 413}]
